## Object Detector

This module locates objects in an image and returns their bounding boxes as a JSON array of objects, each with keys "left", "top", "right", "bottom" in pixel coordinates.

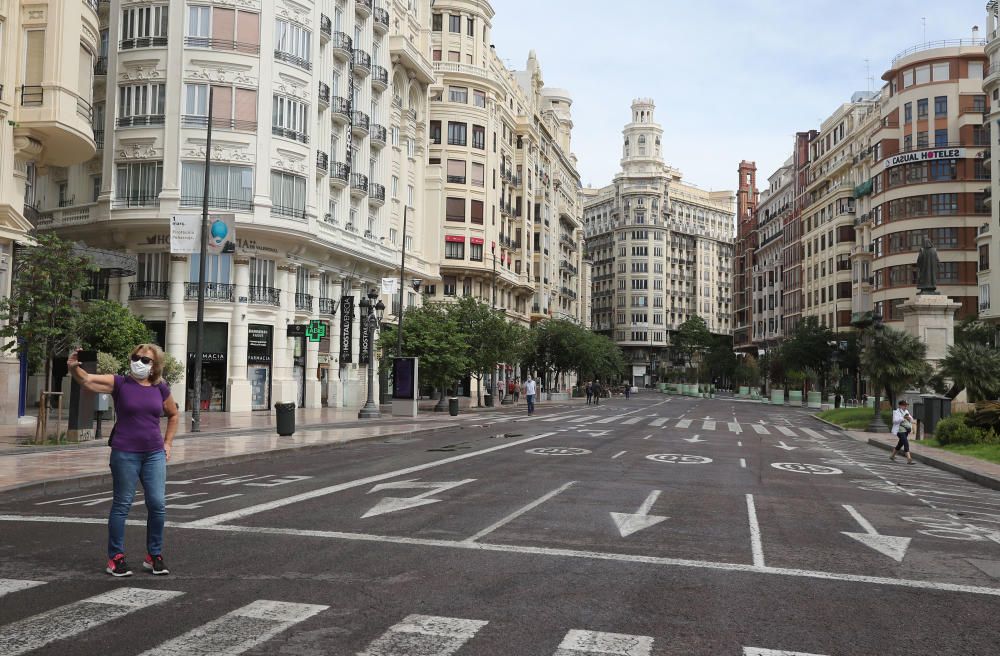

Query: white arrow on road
[
  {"left": 841, "top": 504, "right": 911, "bottom": 562},
  {"left": 363, "top": 479, "right": 475, "bottom": 518},
  {"left": 683, "top": 434, "right": 705, "bottom": 443},
  {"left": 774, "top": 441, "right": 798, "bottom": 451},
  {"left": 610, "top": 490, "right": 668, "bottom": 537}
]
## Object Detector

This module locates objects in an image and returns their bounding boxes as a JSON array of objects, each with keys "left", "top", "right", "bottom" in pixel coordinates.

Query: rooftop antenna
[
  {"left": 922, "top": 17, "right": 927, "bottom": 44},
  {"left": 864, "top": 59, "right": 874, "bottom": 94}
]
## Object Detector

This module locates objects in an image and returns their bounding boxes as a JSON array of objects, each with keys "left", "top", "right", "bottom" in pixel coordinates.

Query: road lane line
[
  {"left": 751, "top": 424, "right": 770, "bottom": 435},
  {"left": 186, "top": 431, "right": 560, "bottom": 527},
  {"left": 596, "top": 415, "right": 626, "bottom": 424},
  {"left": 569, "top": 415, "right": 600, "bottom": 423},
  {"left": 543, "top": 415, "right": 577, "bottom": 422},
  {"left": 358, "top": 614, "right": 488, "bottom": 656},
  {"left": 800, "top": 427, "right": 826, "bottom": 439},
  {"left": 0, "top": 588, "right": 184, "bottom": 656},
  {"left": 0, "top": 579, "right": 44, "bottom": 598},
  {"left": 138, "top": 600, "right": 327, "bottom": 656},
  {"left": 740, "top": 458, "right": 747, "bottom": 469},
  {"left": 675, "top": 419, "right": 692, "bottom": 429},
  {"left": 552, "top": 629, "right": 653, "bottom": 655},
  {"left": 643, "top": 434, "right": 653, "bottom": 440},
  {"left": 744, "top": 649, "right": 828, "bottom": 656},
  {"left": 746, "top": 494, "right": 765, "bottom": 567},
  {"left": 465, "top": 481, "right": 576, "bottom": 542},
  {"left": 6, "top": 516, "right": 1000, "bottom": 598},
  {"left": 776, "top": 426, "right": 796, "bottom": 437},
  {"left": 728, "top": 422, "right": 742, "bottom": 434},
  {"left": 611, "top": 451, "right": 627, "bottom": 459},
  {"left": 738, "top": 441, "right": 743, "bottom": 447}
]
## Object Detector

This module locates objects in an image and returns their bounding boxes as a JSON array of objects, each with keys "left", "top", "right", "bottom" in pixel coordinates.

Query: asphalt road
[{"left": 2, "top": 393, "right": 1000, "bottom": 655}]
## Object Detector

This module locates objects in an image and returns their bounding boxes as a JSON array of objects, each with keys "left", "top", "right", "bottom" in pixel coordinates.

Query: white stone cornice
[{"left": 186, "top": 61, "right": 257, "bottom": 86}]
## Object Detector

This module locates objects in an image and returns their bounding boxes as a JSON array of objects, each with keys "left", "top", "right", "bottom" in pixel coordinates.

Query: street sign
[
  {"left": 287, "top": 325, "right": 306, "bottom": 337},
  {"left": 306, "top": 320, "right": 327, "bottom": 342}
]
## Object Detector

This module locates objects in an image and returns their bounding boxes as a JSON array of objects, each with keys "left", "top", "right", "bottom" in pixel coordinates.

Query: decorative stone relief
[
  {"left": 186, "top": 60, "right": 257, "bottom": 86},
  {"left": 276, "top": 1, "right": 311, "bottom": 26},
  {"left": 119, "top": 62, "right": 164, "bottom": 82},
  {"left": 276, "top": 74, "right": 309, "bottom": 99},
  {"left": 117, "top": 139, "right": 160, "bottom": 160},
  {"left": 183, "top": 140, "right": 255, "bottom": 164},
  {"left": 272, "top": 149, "right": 307, "bottom": 175}
]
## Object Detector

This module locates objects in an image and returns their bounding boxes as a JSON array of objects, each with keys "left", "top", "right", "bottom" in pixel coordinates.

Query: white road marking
[
  {"left": 610, "top": 490, "right": 668, "bottom": 538},
  {"left": 675, "top": 419, "right": 692, "bottom": 429},
  {"left": 166, "top": 493, "right": 244, "bottom": 510},
  {"left": 776, "top": 426, "right": 796, "bottom": 437},
  {"left": 596, "top": 415, "right": 626, "bottom": 424},
  {"left": 775, "top": 441, "right": 798, "bottom": 451},
  {"left": 0, "top": 588, "right": 183, "bottom": 656},
  {"left": 683, "top": 434, "right": 705, "bottom": 443},
  {"left": 543, "top": 414, "right": 575, "bottom": 422},
  {"left": 800, "top": 427, "right": 827, "bottom": 439},
  {"left": 737, "top": 441, "right": 743, "bottom": 447},
  {"left": 358, "top": 614, "right": 488, "bottom": 656},
  {"left": 751, "top": 424, "right": 770, "bottom": 435},
  {"left": 7, "top": 515, "right": 1000, "bottom": 598},
  {"left": 553, "top": 629, "right": 653, "bottom": 655},
  {"left": 570, "top": 415, "right": 600, "bottom": 423},
  {"left": 744, "top": 649, "right": 828, "bottom": 656},
  {"left": 622, "top": 417, "right": 641, "bottom": 425},
  {"left": 0, "top": 579, "right": 44, "bottom": 598},
  {"left": 245, "top": 475, "right": 313, "bottom": 487},
  {"left": 650, "top": 417, "right": 667, "bottom": 427},
  {"left": 643, "top": 434, "right": 653, "bottom": 440},
  {"left": 746, "top": 494, "right": 765, "bottom": 567},
  {"left": 729, "top": 422, "right": 742, "bottom": 434},
  {"left": 137, "top": 600, "right": 327, "bottom": 656},
  {"left": 611, "top": 451, "right": 627, "bottom": 459},
  {"left": 186, "top": 431, "right": 559, "bottom": 527},
  {"left": 842, "top": 504, "right": 911, "bottom": 562},
  {"left": 825, "top": 429, "right": 840, "bottom": 435},
  {"left": 35, "top": 491, "right": 113, "bottom": 505},
  {"left": 703, "top": 420, "right": 716, "bottom": 431},
  {"left": 740, "top": 458, "right": 747, "bottom": 469},
  {"left": 363, "top": 479, "right": 476, "bottom": 518},
  {"left": 166, "top": 473, "right": 230, "bottom": 485},
  {"left": 465, "top": 482, "right": 576, "bottom": 542}
]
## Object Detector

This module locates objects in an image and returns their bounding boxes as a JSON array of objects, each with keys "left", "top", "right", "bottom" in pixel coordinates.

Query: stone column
[
  {"left": 167, "top": 255, "right": 188, "bottom": 411},
  {"left": 304, "top": 270, "right": 322, "bottom": 408},
  {"left": 272, "top": 264, "right": 297, "bottom": 404},
  {"left": 227, "top": 257, "right": 251, "bottom": 411}
]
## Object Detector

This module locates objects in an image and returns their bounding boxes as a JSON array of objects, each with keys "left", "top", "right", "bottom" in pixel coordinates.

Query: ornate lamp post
[
  {"left": 859, "top": 312, "right": 888, "bottom": 433},
  {"left": 358, "top": 288, "right": 385, "bottom": 419}
]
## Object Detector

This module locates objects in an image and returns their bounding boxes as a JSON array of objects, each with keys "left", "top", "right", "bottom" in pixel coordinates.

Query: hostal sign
[{"left": 882, "top": 147, "right": 965, "bottom": 171}]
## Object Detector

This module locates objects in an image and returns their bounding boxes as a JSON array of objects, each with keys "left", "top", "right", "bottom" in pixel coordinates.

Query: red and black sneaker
[
  {"left": 106, "top": 554, "right": 132, "bottom": 577},
  {"left": 143, "top": 554, "right": 169, "bottom": 575}
]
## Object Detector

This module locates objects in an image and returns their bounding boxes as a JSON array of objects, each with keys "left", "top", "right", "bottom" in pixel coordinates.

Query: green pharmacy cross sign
[{"left": 306, "top": 320, "right": 327, "bottom": 343}]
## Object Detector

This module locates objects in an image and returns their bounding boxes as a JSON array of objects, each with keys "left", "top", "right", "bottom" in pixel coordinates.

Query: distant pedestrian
[
  {"left": 623, "top": 383, "right": 631, "bottom": 400},
  {"left": 592, "top": 379, "right": 602, "bottom": 406},
  {"left": 890, "top": 399, "right": 915, "bottom": 464},
  {"left": 68, "top": 344, "right": 179, "bottom": 577},
  {"left": 585, "top": 381, "right": 593, "bottom": 405},
  {"left": 513, "top": 378, "right": 520, "bottom": 404},
  {"left": 524, "top": 376, "right": 537, "bottom": 415},
  {"left": 507, "top": 378, "right": 516, "bottom": 403}
]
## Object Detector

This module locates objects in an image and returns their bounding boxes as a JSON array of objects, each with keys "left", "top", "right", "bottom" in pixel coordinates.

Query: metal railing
[
  {"left": 179, "top": 195, "right": 253, "bottom": 212},
  {"left": 356, "top": 0, "right": 373, "bottom": 13},
  {"left": 129, "top": 281, "right": 169, "bottom": 300},
  {"left": 331, "top": 32, "right": 352, "bottom": 53},
  {"left": 117, "top": 114, "right": 165, "bottom": 127},
  {"left": 447, "top": 175, "right": 466, "bottom": 184},
  {"left": 892, "top": 39, "right": 985, "bottom": 65},
  {"left": 352, "top": 110, "right": 370, "bottom": 131},
  {"left": 271, "top": 204, "right": 307, "bottom": 220},
  {"left": 372, "top": 65, "right": 388, "bottom": 87},
  {"left": 374, "top": 7, "right": 390, "bottom": 30},
  {"left": 330, "top": 162, "right": 350, "bottom": 183},
  {"left": 93, "top": 129, "right": 104, "bottom": 149},
  {"left": 183, "top": 36, "right": 260, "bottom": 54},
  {"left": 112, "top": 195, "right": 160, "bottom": 209},
  {"left": 271, "top": 125, "right": 309, "bottom": 143},
  {"left": 316, "top": 151, "right": 329, "bottom": 172},
  {"left": 250, "top": 286, "right": 281, "bottom": 306},
  {"left": 318, "top": 81, "right": 330, "bottom": 104},
  {"left": 319, "top": 297, "right": 337, "bottom": 315},
  {"left": 184, "top": 282, "right": 234, "bottom": 302},
  {"left": 320, "top": 14, "right": 332, "bottom": 37},
  {"left": 295, "top": 293, "right": 313, "bottom": 312},
  {"left": 181, "top": 115, "right": 257, "bottom": 131},
  {"left": 370, "top": 183, "right": 385, "bottom": 203},
  {"left": 352, "top": 49, "right": 372, "bottom": 72},
  {"left": 21, "top": 86, "right": 43, "bottom": 106},
  {"left": 351, "top": 173, "right": 369, "bottom": 193},
  {"left": 94, "top": 57, "right": 108, "bottom": 75},
  {"left": 370, "top": 124, "right": 387, "bottom": 144},
  {"left": 274, "top": 50, "right": 312, "bottom": 71},
  {"left": 331, "top": 96, "right": 351, "bottom": 118},
  {"left": 77, "top": 97, "right": 93, "bottom": 121},
  {"left": 120, "top": 36, "right": 168, "bottom": 50}
]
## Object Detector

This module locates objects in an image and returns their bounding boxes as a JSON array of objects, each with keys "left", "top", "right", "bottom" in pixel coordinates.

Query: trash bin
[
  {"left": 448, "top": 397, "right": 459, "bottom": 416},
  {"left": 484, "top": 393, "right": 493, "bottom": 407},
  {"left": 920, "top": 393, "right": 951, "bottom": 437},
  {"left": 275, "top": 402, "right": 296, "bottom": 436}
]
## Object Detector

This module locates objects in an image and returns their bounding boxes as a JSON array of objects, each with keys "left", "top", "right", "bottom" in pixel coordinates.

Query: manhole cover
[
  {"left": 525, "top": 447, "right": 591, "bottom": 456},
  {"left": 771, "top": 462, "right": 843, "bottom": 475},
  {"left": 645, "top": 454, "right": 713, "bottom": 464}
]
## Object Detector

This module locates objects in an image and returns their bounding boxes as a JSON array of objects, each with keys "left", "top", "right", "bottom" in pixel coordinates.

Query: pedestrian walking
[
  {"left": 68, "top": 344, "right": 179, "bottom": 577},
  {"left": 890, "top": 399, "right": 915, "bottom": 464},
  {"left": 623, "top": 383, "right": 631, "bottom": 400},
  {"left": 513, "top": 378, "right": 520, "bottom": 404},
  {"left": 585, "top": 381, "right": 593, "bottom": 405},
  {"left": 592, "top": 379, "right": 602, "bottom": 406},
  {"left": 524, "top": 376, "right": 537, "bottom": 415}
]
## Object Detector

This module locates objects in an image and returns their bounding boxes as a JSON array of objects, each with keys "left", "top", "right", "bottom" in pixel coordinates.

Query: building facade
[
  {"left": 732, "top": 160, "right": 757, "bottom": 354},
  {"left": 584, "top": 99, "right": 734, "bottom": 387},
  {"left": 0, "top": 0, "right": 101, "bottom": 422},
  {"left": 751, "top": 156, "right": 793, "bottom": 352},
  {"left": 980, "top": 2, "right": 1000, "bottom": 330}
]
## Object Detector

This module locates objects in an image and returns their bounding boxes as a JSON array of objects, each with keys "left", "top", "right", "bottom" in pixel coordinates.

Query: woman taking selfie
[{"left": 68, "top": 344, "right": 179, "bottom": 576}]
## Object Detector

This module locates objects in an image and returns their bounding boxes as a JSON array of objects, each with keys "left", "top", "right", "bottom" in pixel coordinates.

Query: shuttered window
[{"left": 24, "top": 30, "right": 45, "bottom": 86}]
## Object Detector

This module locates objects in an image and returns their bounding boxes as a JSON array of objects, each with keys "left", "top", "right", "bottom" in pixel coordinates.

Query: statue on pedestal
[{"left": 916, "top": 237, "right": 939, "bottom": 295}]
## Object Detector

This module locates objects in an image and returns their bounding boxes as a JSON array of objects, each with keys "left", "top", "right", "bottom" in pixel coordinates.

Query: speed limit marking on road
[
  {"left": 771, "top": 462, "right": 843, "bottom": 475},
  {"left": 646, "top": 454, "right": 713, "bottom": 464},
  {"left": 526, "top": 447, "right": 592, "bottom": 456}
]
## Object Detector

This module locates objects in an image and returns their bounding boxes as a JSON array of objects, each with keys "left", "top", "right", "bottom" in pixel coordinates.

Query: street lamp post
[
  {"left": 863, "top": 313, "right": 888, "bottom": 433},
  {"left": 358, "top": 289, "right": 385, "bottom": 419}
]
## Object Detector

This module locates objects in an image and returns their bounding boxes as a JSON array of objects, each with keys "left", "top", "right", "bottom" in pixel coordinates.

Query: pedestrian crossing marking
[
  {"left": 744, "top": 648, "right": 829, "bottom": 656},
  {"left": 358, "top": 614, "right": 488, "bottom": 656},
  {"left": 553, "top": 629, "right": 654, "bottom": 655},
  {"left": 0, "top": 588, "right": 183, "bottom": 656},
  {"left": 729, "top": 422, "right": 742, "bottom": 434},
  {"left": 0, "top": 579, "right": 44, "bottom": 599},
  {"left": 800, "top": 427, "right": 826, "bottom": 439},
  {"left": 622, "top": 417, "right": 641, "bottom": 425},
  {"left": 776, "top": 426, "right": 796, "bottom": 437},
  {"left": 703, "top": 420, "right": 716, "bottom": 431},
  {"left": 675, "top": 419, "right": 692, "bottom": 429},
  {"left": 596, "top": 415, "right": 625, "bottom": 424},
  {"left": 825, "top": 429, "right": 840, "bottom": 435},
  {"left": 138, "top": 600, "right": 328, "bottom": 656},
  {"left": 650, "top": 417, "right": 667, "bottom": 426},
  {"left": 751, "top": 424, "right": 770, "bottom": 435},
  {"left": 570, "top": 415, "right": 600, "bottom": 423}
]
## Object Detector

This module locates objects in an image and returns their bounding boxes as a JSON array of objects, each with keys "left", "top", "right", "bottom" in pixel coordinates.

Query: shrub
[
  {"left": 161, "top": 353, "right": 185, "bottom": 386},
  {"left": 96, "top": 352, "right": 121, "bottom": 376},
  {"left": 935, "top": 415, "right": 983, "bottom": 445}
]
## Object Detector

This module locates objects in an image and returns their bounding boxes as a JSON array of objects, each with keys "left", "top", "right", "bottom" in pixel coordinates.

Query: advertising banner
[
  {"left": 170, "top": 215, "right": 199, "bottom": 254},
  {"left": 207, "top": 213, "right": 236, "bottom": 254},
  {"left": 339, "top": 297, "right": 354, "bottom": 364},
  {"left": 381, "top": 277, "right": 398, "bottom": 297}
]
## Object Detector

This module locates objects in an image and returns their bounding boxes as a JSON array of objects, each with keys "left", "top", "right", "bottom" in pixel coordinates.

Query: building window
[
  {"left": 903, "top": 102, "right": 912, "bottom": 123},
  {"left": 185, "top": 5, "right": 260, "bottom": 52},
  {"left": 968, "top": 61, "right": 984, "bottom": 79},
  {"left": 432, "top": 49, "right": 442, "bottom": 61},
  {"left": 446, "top": 197, "right": 465, "bottom": 222},
  {"left": 271, "top": 94, "right": 309, "bottom": 142},
  {"left": 932, "top": 62, "right": 950, "bottom": 81},
  {"left": 430, "top": 120, "right": 441, "bottom": 144},
  {"left": 447, "top": 159, "right": 466, "bottom": 184},
  {"left": 471, "top": 162, "right": 485, "bottom": 187},
  {"left": 432, "top": 13, "right": 442, "bottom": 31},
  {"left": 270, "top": 170, "right": 307, "bottom": 219},
  {"left": 466, "top": 17, "right": 475, "bottom": 37},
  {"left": 444, "top": 240, "right": 464, "bottom": 260},
  {"left": 916, "top": 98, "right": 928, "bottom": 119},
  {"left": 473, "top": 90, "right": 486, "bottom": 108},
  {"left": 117, "top": 83, "right": 166, "bottom": 126},
  {"left": 114, "top": 161, "right": 163, "bottom": 207},
  {"left": 448, "top": 14, "right": 461, "bottom": 33},
  {"left": 471, "top": 200, "right": 484, "bottom": 225},
  {"left": 472, "top": 124, "right": 485, "bottom": 149},
  {"left": 120, "top": 5, "right": 168, "bottom": 49},
  {"left": 934, "top": 95, "right": 947, "bottom": 117},
  {"left": 934, "top": 129, "right": 948, "bottom": 147},
  {"left": 273, "top": 19, "right": 311, "bottom": 70},
  {"left": 916, "top": 131, "right": 928, "bottom": 148},
  {"left": 447, "top": 121, "right": 467, "bottom": 146},
  {"left": 447, "top": 50, "right": 460, "bottom": 63},
  {"left": 180, "top": 162, "right": 253, "bottom": 211},
  {"left": 470, "top": 242, "right": 483, "bottom": 261},
  {"left": 448, "top": 86, "right": 468, "bottom": 103}
]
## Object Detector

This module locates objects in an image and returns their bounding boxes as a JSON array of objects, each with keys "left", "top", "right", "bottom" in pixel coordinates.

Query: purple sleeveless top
[{"left": 111, "top": 375, "right": 171, "bottom": 453}]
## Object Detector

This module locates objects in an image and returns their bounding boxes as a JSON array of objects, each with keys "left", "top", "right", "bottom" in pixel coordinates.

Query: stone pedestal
[{"left": 900, "top": 294, "right": 961, "bottom": 369}]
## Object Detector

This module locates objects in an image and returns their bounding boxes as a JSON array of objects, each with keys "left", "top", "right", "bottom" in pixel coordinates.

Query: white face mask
[{"left": 130, "top": 359, "right": 152, "bottom": 380}]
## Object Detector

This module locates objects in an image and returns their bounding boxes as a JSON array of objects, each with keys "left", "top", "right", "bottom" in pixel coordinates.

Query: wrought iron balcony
[
  {"left": 318, "top": 81, "right": 330, "bottom": 105},
  {"left": 352, "top": 49, "right": 371, "bottom": 75},
  {"left": 369, "top": 182, "right": 386, "bottom": 205},
  {"left": 355, "top": 0, "right": 373, "bottom": 16},
  {"left": 179, "top": 196, "right": 253, "bottom": 212},
  {"left": 94, "top": 56, "right": 108, "bottom": 76},
  {"left": 319, "top": 297, "right": 338, "bottom": 315},
  {"left": 274, "top": 50, "right": 312, "bottom": 71},
  {"left": 295, "top": 292, "right": 314, "bottom": 312},
  {"left": 320, "top": 14, "right": 332, "bottom": 40},
  {"left": 21, "top": 86, "right": 43, "bottom": 106},
  {"left": 370, "top": 124, "right": 387, "bottom": 147},
  {"left": 249, "top": 286, "right": 281, "bottom": 306},
  {"left": 316, "top": 151, "right": 329, "bottom": 172},
  {"left": 120, "top": 36, "right": 168, "bottom": 50},
  {"left": 181, "top": 115, "right": 257, "bottom": 131},
  {"left": 116, "top": 114, "right": 165, "bottom": 127},
  {"left": 184, "top": 282, "right": 235, "bottom": 302},
  {"left": 352, "top": 110, "right": 370, "bottom": 134},
  {"left": 129, "top": 281, "right": 169, "bottom": 300},
  {"left": 374, "top": 7, "right": 390, "bottom": 32},
  {"left": 183, "top": 36, "right": 260, "bottom": 54},
  {"left": 112, "top": 195, "right": 160, "bottom": 209},
  {"left": 371, "top": 65, "right": 389, "bottom": 89},
  {"left": 331, "top": 96, "right": 351, "bottom": 122},
  {"left": 330, "top": 162, "right": 350, "bottom": 185},
  {"left": 351, "top": 173, "right": 369, "bottom": 195},
  {"left": 331, "top": 32, "right": 352, "bottom": 60},
  {"left": 272, "top": 125, "right": 309, "bottom": 144}
]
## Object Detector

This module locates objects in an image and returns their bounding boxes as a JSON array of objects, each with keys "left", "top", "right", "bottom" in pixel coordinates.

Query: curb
[{"left": 809, "top": 414, "right": 1000, "bottom": 492}]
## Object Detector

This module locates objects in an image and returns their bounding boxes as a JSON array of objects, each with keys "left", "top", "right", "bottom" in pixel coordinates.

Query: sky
[{"left": 490, "top": 0, "right": 987, "bottom": 193}]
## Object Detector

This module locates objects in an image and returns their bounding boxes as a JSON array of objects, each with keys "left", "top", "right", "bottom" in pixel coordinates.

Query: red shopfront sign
[
  {"left": 470, "top": 237, "right": 484, "bottom": 245},
  {"left": 445, "top": 235, "right": 465, "bottom": 243}
]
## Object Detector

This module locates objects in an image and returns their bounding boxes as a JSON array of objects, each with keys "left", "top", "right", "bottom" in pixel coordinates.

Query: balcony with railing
[
  {"left": 295, "top": 293, "right": 314, "bottom": 312},
  {"left": 184, "top": 282, "right": 235, "bottom": 302},
  {"left": 93, "top": 129, "right": 104, "bottom": 150},
  {"left": 371, "top": 65, "right": 389, "bottom": 90},
  {"left": 117, "top": 114, "right": 165, "bottom": 127},
  {"left": 331, "top": 96, "right": 351, "bottom": 123},
  {"left": 112, "top": 195, "right": 160, "bottom": 209},
  {"left": 331, "top": 32, "right": 352, "bottom": 60},
  {"left": 330, "top": 162, "right": 350, "bottom": 186},
  {"left": 351, "top": 173, "right": 369, "bottom": 196},
  {"left": 120, "top": 36, "right": 168, "bottom": 50},
  {"left": 355, "top": 0, "right": 373, "bottom": 16},
  {"left": 94, "top": 56, "right": 108, "bottom": 76},
  {"left": 318, "top": 81, "right": 330, "bottom": 106},
  {"left": 370, "top": 124, "right": 387, "bottom": 148},
  {"left": 352, "top": 49, "right": 372, "bottom": 76},
  {"left": 181, "top": 115, "right": 257, "bottom": 131},
  {"left": 352, "top": 110, "right": 370, "bottom": 135},
  {"left": 180, "top": 196, "right": 253, "bottom": 212},
  {"left": 369, "top": 182, "right": 386, "bottom": 206},
  {"left": 891, "top": 39, "right": 985, "bottom": 66},
  {"left": 374, "top": 7, "right": 390, "bottom": 33},
  {"left": 250, "top": 286, "right": 281, "bottom": 306},
  {"left": 271, "top": 204, "right": 307, "bottom": 221},
  {"left": 316, "top": 150, "right": 329, "bottom": 173},
  {"left": 319, "top": 297, "right": 337, "bottom": 315},
  {"left": 272, "top": 124, "right": 309, "bottom": 144},
  {"left": 183, "top": 36, "right": 260, "bottom": 54},
  {"left": 21, "top": 86, "right": 43, "bottom": 106},
  {"left": 129, "top": 281, "right": 169, "bottom": 300},
  {"left": 274, "top": 49, "right": 312, "bottom": 71}
]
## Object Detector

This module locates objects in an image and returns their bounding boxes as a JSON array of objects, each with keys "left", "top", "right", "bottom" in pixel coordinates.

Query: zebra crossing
[
  {"left": 0, "top": 580, "right": 833, "bottom": 655},
  {"left": 548, "top": 413, "right": 839, "bottom": 440}
]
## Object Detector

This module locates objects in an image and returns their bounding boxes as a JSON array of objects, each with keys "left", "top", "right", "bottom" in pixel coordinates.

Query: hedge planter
[
  {"left": 738, "top": 386, "right": 749, "bottom": 398},
  {"left": 788, "top": 390, "right": 803, "bottom": 405},
  {"left": 807, "top": 391, "right": 822, "bottom": 409},
  {"left": 771, "top": 389, "right": 785, "bottom": 405}
]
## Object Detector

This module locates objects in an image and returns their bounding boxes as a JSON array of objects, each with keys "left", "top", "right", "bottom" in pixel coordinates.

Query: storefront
[
  {"left": 186, "top": 321, "right": 228, "bottom": 411},
  {"left": 288, "top": 324, "right": 306, "bottom": 408},
  {"left": 319, "top": 324, "right": 331, "bottom": 406},
  {"left": 247, "top": 324, "right": 273, "bottom": 411}
]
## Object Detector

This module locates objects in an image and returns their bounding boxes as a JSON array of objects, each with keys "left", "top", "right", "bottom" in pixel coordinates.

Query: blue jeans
[
  {"left": 108, "top": 449, "right": 166, "bottom": 559},
  {"left": 894, "top": 429, "right": 911, "bottom": 454},
  {"left": 526, "top": 394, "right": 535, "bottom": 415}
]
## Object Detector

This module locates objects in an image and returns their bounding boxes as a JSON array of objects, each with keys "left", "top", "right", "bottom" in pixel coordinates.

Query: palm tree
[
  {"left": 860, "top": 326, "right": 930, "bottom": 407},
  {"left": 939, "top": 342, "right": 1000, "bottom": 401}
]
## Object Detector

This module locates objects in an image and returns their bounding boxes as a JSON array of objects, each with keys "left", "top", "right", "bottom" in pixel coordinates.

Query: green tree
[
  {"left": 448, "top": 297, "right": 516, "bottom": 405},
  {"left": 955, "top": 316, "right": 995, "bottom": 348},
  {"left": 704, "top": 336, "right": 737, "bottom": 387},
  {"left": 76, "top": 300, "right": 154, "bottom": 374},
  {"left": 782, "top": 316, "right": 836, "bottom": 394},
  {"left": 0, "top": 234, "right": 94, "bottom": 403},
  {"left": 860, "top": 326, "right": 930, "bottom": 407},
  {"left": 939, "top": 342, "right": 1000, "bottom": 401},
  {"left": 674, "top": 315, "right": 712, "bottom": 381},
  {"left": 577, "top": 330, "right": 625, "bottom": 384}
]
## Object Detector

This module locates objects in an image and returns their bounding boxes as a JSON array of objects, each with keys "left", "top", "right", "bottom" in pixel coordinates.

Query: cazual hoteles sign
[{"left": 881, "top": 147, "right": 966, "bottom": 170}]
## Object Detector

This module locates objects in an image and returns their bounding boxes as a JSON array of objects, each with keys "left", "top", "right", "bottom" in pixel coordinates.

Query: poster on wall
[
  {"left": 339, "top": 297, "right": 354, "bottom": 364},
  {"left": 207, "top": 213, "right": 236, "bottom": 254},
  {"left": 170, "top": 215, "right": 199, "bottom": 254}
]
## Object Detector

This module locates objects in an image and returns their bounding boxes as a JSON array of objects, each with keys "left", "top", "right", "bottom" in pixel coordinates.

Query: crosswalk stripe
[
  {"left": 800, "top": 427, "right": 826, "bottom": 439},
  {"left": 650, "top": 418, "right": 667, "bottom": 426},
  {"left": 596, "top": 415, "right": 625, "bottom": 424},
  {"left": 622, "top": 417, "right": 641, "bottom": 425},
  {"left": 675, "top": 419, "right": 692, "bottom": 429},
  {"left": 776, "top": 426, "right": 796, "bottom": 437},
  {"left": 728, "top": 422, "right": 742, "bottom": 434},
  {"left": 552, "top": 629, "right": 654, "bottom": 655},
  {"left": 702, "top": 420, "right": 716, "bottom": 431},
  {"left": 358, "top": 614, "right": 488, "bottom": 656},
  {"left": 138, "top": 600, "right": 327, "bottom": 656},
  {"left": 0, "top": 579, "right": 44, "bottom": 599},
  {"left": 0, "top": 588, "right": 183, "bottom": 656},
  {"left": 744, "top": 648, "right": 829, "bottom": 656},
  {"left": 570, "top": 415, "right": 600, "bottom": 423},
  {"left": 825, "top": 429, "right": 840, "bottom": 435},
  {"left": 542, "top": 415, "right": 572, "bottom": 422},
  {"left": 751, "top": 424, "right": 770, "bottom": 434}
]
